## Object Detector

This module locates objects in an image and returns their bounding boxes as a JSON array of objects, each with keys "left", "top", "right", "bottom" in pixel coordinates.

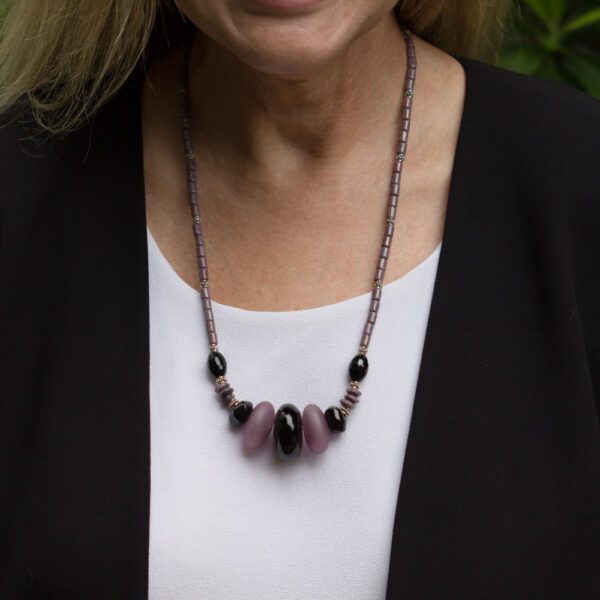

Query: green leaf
[
  {"left": 537, "top": 56, "right": 566, "bottom": 83},
  {"left": 562, "top": 8, "right": 600, "bottom": 34},
  {"left": 524, "top": 0, "right": 568, "bottom": 25},
  {"left": 545, "top": 0, "right": 569, "bottom": 23},
  {"left": 524, "top": 0, "right": 551, "bottom": 23},
  {"left": 500, "top": 0, "right": 600, "bottom": 98},
  {"left": 498, "top": 44, "right": 546, "bottom": 74},
  {"left": 560, "top": 51, "right": 600, "bottom": 97},
  {"left": 536, "top": 31, "right": 563, "bottom": 52}
]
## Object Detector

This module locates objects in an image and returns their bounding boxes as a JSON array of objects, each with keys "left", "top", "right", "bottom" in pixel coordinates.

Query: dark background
[{"left": 499, "top": 0, "right": 600, "bottom": 97}]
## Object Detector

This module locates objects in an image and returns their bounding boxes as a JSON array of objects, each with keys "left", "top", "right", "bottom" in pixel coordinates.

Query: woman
[{"left": 1, "top": 0, "right": 599, "bottom": 598}]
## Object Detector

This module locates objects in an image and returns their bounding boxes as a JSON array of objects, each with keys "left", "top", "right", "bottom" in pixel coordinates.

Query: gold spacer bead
[
  {"left": 227, "top": 397, "right": 240, "bottom": 410},
  {"left": 350, "top": 380, "right": 360, "bottom": 390},
  {"left": 215, "top": 375, "right": 226, "bottom": 385},
  {"left": 359, "top": 346, "right": 368, "bottom": 355},
  {"left": 339, "top": 406, "right": 351, "bottom": 417}
]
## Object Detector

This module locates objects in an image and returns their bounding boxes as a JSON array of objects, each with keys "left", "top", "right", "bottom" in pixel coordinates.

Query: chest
[
  {"left": 146, "top": 228, "right": 442, "bottom": 598},
  {"left": 142, "top": 101, "right": 451, "bottom": 313}
]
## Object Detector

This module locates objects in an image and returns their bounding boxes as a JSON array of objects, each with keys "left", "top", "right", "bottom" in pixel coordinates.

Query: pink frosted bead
[
  {"left": 242, "top": 401, "right": 275, "bottom": 451},
  {"left": 302, "top": 404, "right": 331, "bottom": 454}
]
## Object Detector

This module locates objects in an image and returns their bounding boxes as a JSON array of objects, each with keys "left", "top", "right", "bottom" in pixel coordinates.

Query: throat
[{"left": 186, "top": 9, "right": 408, "bottom": 169}]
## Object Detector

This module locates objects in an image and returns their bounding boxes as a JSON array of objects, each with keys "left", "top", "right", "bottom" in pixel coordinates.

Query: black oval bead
[
  {"left": 208, "top": 351, "right": 227, "bottom": 377},
  {"left": 348, "top": 354, "right": 368, "bottom": 381},
  {"left": 273, "top": 403, "right": 303, "bottom": 461},
  {"left": 229, "top": 400, "right": 253, "bottom": 427},
  {"left": 324, "top": 406, "right": 346, "bottom": 432}
]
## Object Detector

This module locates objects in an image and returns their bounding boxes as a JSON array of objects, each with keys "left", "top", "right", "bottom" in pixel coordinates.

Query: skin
[{"left": 143, "top": 0, "right": 466, "bottom": 311}]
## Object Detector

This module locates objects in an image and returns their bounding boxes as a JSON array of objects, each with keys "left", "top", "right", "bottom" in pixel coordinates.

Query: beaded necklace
[{"left": 177, "top": 25, "right": 416, "bottom": 462}]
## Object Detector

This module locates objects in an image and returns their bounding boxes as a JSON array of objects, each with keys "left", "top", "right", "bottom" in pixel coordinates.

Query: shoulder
[
  {"left": 0, "top": 70, "right": 143, "bottom": 169},
  {"left": 453, "top": 56, "right": 600, "bottom": 235},
  {"left": 454, "top": 55, "right": 600, "bottom": 339},
  {"left": 0, "top": 69, "right": 143, "bottom": 226},
  {"left": 455, "top": 54, "right": 600, "bottom": 217},
  {"left": 0, "top": 105, "right": 69, "bottom": 240},
  {"left": 454, "top": 54, "right": 600, "bottom": 173}
]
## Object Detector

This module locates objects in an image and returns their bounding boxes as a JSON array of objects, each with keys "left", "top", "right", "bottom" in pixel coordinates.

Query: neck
[{"left": 186, "top": 11, "right": 409, "bottom": 177}]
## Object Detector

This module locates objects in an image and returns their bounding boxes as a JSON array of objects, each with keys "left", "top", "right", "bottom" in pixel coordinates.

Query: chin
[
  {"left": 179, "top": 0, "right": 392, "bottom": 78},
  {"left": 226, "top": 35, "right": 348, "bottom": 78}
]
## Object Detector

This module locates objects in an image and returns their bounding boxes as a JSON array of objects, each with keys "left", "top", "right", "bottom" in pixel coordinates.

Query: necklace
[{"left": 177, "top": 24, "right": 416, "bottom": 462}]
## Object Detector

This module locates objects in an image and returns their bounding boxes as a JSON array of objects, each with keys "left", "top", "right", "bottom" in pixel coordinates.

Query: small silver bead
[
  {"left": 386, "top": 216, "right": 395, "bottom": 225},
  {"left": 211, "top": 344, "right": 220, "bottom": 354},
  {"left": 405, "top": 89, "right": 414, "bottom": 98},
  {"left": 374, "top": 279, "right": 382, "bottom": 289},
  {"left": 193, "top": 215, "right": 201, "bottom": 223},
  {"left": 396, "top": 152, "right": 405, "bottom": 162},
  {"left": 177, "top": 87, "right": 187, "bottom": 94},
  {"left": 200, "top": 279, "right": 208, "bottom": 288},
  {"left": 186, "top": 150, "right": 196, "bottom": 160},
  {"left": 359, "top": 345, "right": 368, "bottom": 355}
]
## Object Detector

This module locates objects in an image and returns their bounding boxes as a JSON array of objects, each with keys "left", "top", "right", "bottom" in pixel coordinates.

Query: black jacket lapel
[
  {"left": 385, "top": 54, "right": 600, "bottom": 599},
  {"left": 1, "top": 72, "right": 151, "bottom": 598}
]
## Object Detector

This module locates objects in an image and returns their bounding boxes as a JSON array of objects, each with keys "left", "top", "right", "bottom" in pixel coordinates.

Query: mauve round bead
[
  {"left": 302, "top": 404, "right": 331, "bottom": 454},
  {"left": 242, "top": 401, "right": 275, "bottom": 451},
  {"left": 215, "top": 382, "right": 230, "bottom": 394}
]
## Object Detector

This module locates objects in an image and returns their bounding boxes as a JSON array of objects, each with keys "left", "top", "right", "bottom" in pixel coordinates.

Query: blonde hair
[{"left": 0, "top": 0, "right": 508, "bottom": 134}]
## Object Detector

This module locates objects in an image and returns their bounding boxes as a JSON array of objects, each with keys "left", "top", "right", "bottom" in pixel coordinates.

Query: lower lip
[{"left": 245, "top": 0, "right": 323, "bottom": 12}]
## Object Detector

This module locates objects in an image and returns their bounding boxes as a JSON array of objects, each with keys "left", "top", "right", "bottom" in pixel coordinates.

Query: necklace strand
[{"left": 177, "top": 25, "right": 417, "bottom": 462}]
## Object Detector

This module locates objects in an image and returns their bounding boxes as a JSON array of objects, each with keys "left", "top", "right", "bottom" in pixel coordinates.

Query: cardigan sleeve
[
  {"left": 572, "top": 94, "right": 600, "bottom": 429},
  {"left": 587, "top": 317, "right": 600, "bottom": 429},
  {"left": 566, "top": 91, "right": 600, "bottom": 425}
]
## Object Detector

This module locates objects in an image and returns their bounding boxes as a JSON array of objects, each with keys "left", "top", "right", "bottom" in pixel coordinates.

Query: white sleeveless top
[{"left": 146, "top": 226, "right": 442, "bottom": 599}]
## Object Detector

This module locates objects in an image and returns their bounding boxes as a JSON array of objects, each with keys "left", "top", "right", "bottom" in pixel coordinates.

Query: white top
[{"left": 146, "top": 226, "right": 442, "bottom": 600}]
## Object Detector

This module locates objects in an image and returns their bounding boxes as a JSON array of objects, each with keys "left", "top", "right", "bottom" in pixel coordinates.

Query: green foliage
[{"left": 499, "top": 0, "right": 600, "bottom": 97}]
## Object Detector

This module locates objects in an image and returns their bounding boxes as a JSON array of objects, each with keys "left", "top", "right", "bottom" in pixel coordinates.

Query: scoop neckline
[{"left": 147, "top": 224, "right": 442, "bottom": 319}]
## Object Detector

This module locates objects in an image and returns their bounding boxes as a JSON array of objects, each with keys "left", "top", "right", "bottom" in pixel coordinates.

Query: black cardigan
[{"left": 1, "top": 52, "right": 600, "bottom": 599}]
